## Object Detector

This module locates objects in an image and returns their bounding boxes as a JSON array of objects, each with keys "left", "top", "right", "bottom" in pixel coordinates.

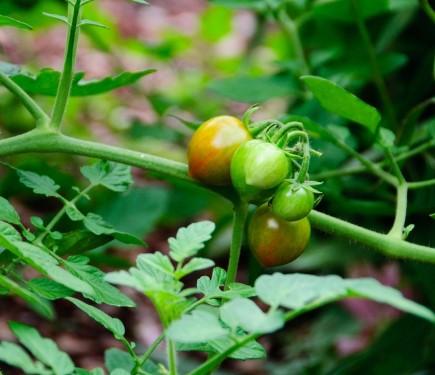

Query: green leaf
[
  {"left": 81, "top": 161, "right": 133, "bottom": 192},
  {"left": 27, "top": 278, "right": 74, "bottom": 300},
  {"left": 45, "top": 229, "right": 114, "bottom": 256},
  {"left": 345, "top": 278, "right": 435, "bottom": 323},
  {"left": 220, "top": 298, "right": 285, "bottom": 334},
  {"left": 105, "top": 349, "right": 134, "bottom": 372},
  {"left": 377, "top": 127, "right": 396, "bottom": 147},
  {"left": 0, "top": 235, "right": 95, "bottom": 297},
  {"left": 0, "top": 196, "right": 21, "bottom": 225},
  {"left": 67, "top": 297, "right": 126, "bottom": 339},
  {"left": 0, "top": 274, "right": 54, "bottom": 319},
  {"left": 65, "top": 259, "right": 135, "bottom": 307},
  {"left": 105, "top": 270, "right": 143, "bottom": 291},
  {"left": 0, "top": 14, "right": 32, "bottom": 30},
  {"left": 176, "top": 257, "right": 215, "bottom": 279},
  {"left": 79, "top": 19, "right": 109, "bottom": 29},
  {"left": 168, "top": 221, "right": 215, "bottom": 262},
  {"left": 0, "top": 221, "right": 22, "bottom": 241},
  {"left": 197, "top": 267, "right": 226, "bottom": 297},
  {"left": 301, "top": 75, "right": 381, "bottom": 133},
  {"left": 9, "top": 68, "right": 155, "bottom": 96},
  {"left": 0, "top": 342, "right": 45, "bottom": 374},
  {"left": 83, "top": 213, "right": 145, "bottom": 246},
  {"left": 255, "top": 273, "right": 347, "bottom": 309},
  {"left": 208, "top": 75, "right": 298, "bottom": 103},
  {"left": 17, "top": 170, "right": 60, "bottom": 198},
  {"left": 167, "top": 310, "right": 228, "bottom": 343},
  {"left": 42, "top": 12, "right": 69, "bottom": 24},
  {"left": 9, "top": 321, "right": 74, "bottom": 375}
]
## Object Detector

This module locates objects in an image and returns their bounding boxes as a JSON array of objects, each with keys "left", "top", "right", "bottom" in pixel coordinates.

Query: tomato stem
[
  {"left": 0, "top": 71, "right": 50, "bottom": 128},
  {"left": 50, "top": 0, "right": 82, "bottom": 130},
  {"left": 224, "top": 200, "right": 249, "bottom": 289}
]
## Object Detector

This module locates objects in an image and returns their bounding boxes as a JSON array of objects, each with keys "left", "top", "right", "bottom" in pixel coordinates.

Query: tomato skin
[
  {"left": 272, "top": 183, "right": 314, "bottom": 221},
  {"left": 248, "top": 204, "right": 310, "bottom": 267},
  {"left": 230, "top": 140, "right": 290, "bottom": 202},
  {"left": 188, "top": 116, "right": 252, "bottom": 186}
]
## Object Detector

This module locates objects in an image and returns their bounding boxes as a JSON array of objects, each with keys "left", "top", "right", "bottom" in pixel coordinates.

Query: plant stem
[
  {"left": 332, "top": 137, "right": 397, "bottom": 186},
  {"left": 408, "top": 178, "right": 435, "bottom": 189},
  {"left": 420, "top": 0, "right": 435, "bottom": 22},
  {"left": 350, "top": 0, "right": 397, "bottom": 130},
  {"left": 0, "top": 130, "right": 434, "bottom": 263},
  {"left": 50, "top": 0, "right": 82, "bottom": 130},
  {"left": 167, "top": 340, "right": 178, "bottom": 375},
  {"left": 388, "top": 183, "right": 408, "bottom": 239},
  {"left": 312, "top": 139, "right": 435, "bottom": 180},
  {"left": 34, "top": 184, "right": 94, "bottom": 245},
  {"left": 133, "top": 334, "right": 165, "bottom": 374},
  {"left": 224, "top": 200, "right": 249, "bottom": 289},
  {"left": 277, "top": 9, "right": 309, "bottom": 76},
  {"left": 0, "top": 71, "right": 50, "bottom": 128}
]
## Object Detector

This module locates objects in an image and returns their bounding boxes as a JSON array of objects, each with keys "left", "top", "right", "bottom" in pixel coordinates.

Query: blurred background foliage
[{"left": 0, "top": 0, "right": 434, "bottom": 373}]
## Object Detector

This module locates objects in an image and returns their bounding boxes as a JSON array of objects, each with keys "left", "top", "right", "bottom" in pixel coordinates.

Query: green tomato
[
  {"left": 230, "top": 140, "right": 290, "bottom": 202},
  {"left": 272, "top": 183, "right": 314, "bottom": 221},
  {"left": 248, "top": 204, "right": 311, "bottom": 267}
]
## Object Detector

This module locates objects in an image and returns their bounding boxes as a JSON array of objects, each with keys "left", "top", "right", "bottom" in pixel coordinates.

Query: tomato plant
[
  {"left": 0, "top": 0, "right": 434, "bottom": 374},
  {"left": 188, "top": 115, "right": 251, "bottom": 186}
]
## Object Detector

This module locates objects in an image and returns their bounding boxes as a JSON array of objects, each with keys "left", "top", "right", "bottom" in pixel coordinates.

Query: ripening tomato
[
  {"left": 230, "top": 140, "right": 290, "bottom": 202},
  {"left": 188, "top": 116, "right": 252, "bottom": 186},
  {"left": 248, "top": 204, "right": 310, "bottom": 267},
  {"left": 272, "top": 183, "right": 314, "bottom": 221}
]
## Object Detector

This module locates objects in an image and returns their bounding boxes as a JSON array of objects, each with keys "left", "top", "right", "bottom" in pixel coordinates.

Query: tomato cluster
[{"left": 188, "top": 115, "right": 317, "bottom": 267}]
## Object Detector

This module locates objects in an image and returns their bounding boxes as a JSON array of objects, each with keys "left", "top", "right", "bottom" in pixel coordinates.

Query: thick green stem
[
  {"left": 350, "top": 0, "right": 397, "bottom": 129},
  {"left": 50, "top": 0, "right": 82, "bottom": 130},
  {"left": 224, "top": 201, "right": 249, "bottom": 289},
  {"left": 167, "top": 340, "right": 178, "bottom": 375},
  {"left": 308, "top": 210, "right": 435, "bottom": 263},
  {"left": 420, "top": 0, "right": 435, "bottom": 22},
  {"left": 0, "top": 71, "right": 50, "bottom": 128}
]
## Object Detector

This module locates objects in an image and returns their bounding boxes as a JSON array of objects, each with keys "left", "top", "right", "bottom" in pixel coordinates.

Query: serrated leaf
[
  {"left": 67, "top": 297, "right": 126, "bottom": 339},
  {"left": 0, "top": 221, "right": 22, "bottom": 241},
  {"left": 10, "top": 68, "right": 155, "bottom": 96},
  {"left": 255, "top": 273, "right": 347, "bottom": 309},
  {"left": 176, "top": 257, "right": 215, "bottom": 278},
  {"left": 0, "top": 342, "right": 45, "bottom": 374},
  {"left": 220, "top": 298, "right": 285, "bottom": 334},
  {"left": 197, "top": 267, "right": 226, "bottom": 297},
  {"left": 345, "top": 279, "right": 435, "bottom": 323},
  {"left": 27, "top": 278, "right": 74, "bottom": 300},
  {"left": 167, "top": 310, "right": 228, "bottom": 343},
  {"left": 301, "top": 75, "right": 381, "bottom": 133},
  {"left": 17, "top": 170, "right": 60, "bottom": 198},
  {"left": 169, "top": 221, "right": 215, "bottom": 262},
  {"left": 105, "top": 270, "right": 143, "bottom": 291},
  {"left": 44, "top": 229, "right": 114, "bottom": 256},
  {"left": 9, "top": 321, "right": 74, "bottom": 375},
  {"left": 0, "top": 14, "right": 32, "bottom": 30},
  {"left": 0, "top": 274, "right": 54, "bottom": 319},
  {"left": 0, "top": 196, "right": 21, "bottom": 225},
  {"left": 81, "top": 161, "right": 133, "bottom": 192},
  {"left": 65, "top": 259, "right": 135, "bottom": 307}
]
